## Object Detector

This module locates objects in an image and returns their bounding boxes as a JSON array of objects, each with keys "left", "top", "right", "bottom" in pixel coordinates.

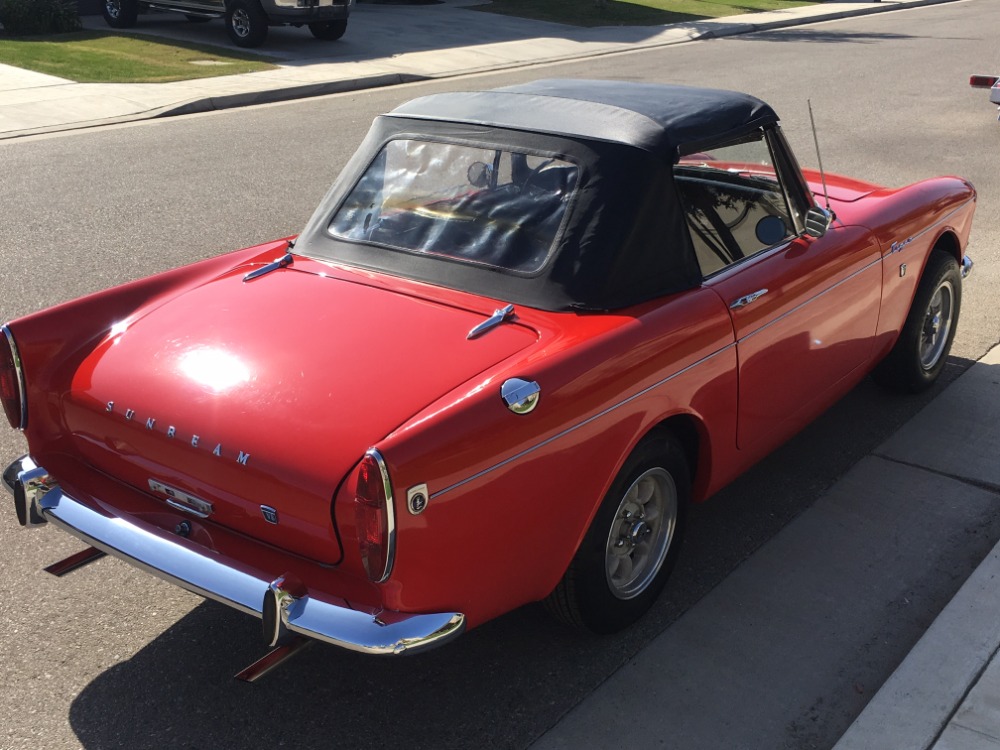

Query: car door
[{"left": 674, "top": 129, "right": 882, "bottom": 450}]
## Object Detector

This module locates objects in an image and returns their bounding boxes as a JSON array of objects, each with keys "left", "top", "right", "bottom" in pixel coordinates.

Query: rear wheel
[
  {"left": 103, "top": 0, "right": 138, "bottom": 28},
  {"left": 226, "top": 0, "right": 268, "bottom": 47},
  {"left": 872, "top": 250, "right": 962, "bottom": 393},
  {"left": 308, "top": 19, "right": 347, "bottom": 40},
  {"left": 545, "top": 434, "right": 689, "bottom": 634}
]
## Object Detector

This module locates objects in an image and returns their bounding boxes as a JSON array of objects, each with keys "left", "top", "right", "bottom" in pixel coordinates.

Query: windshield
[{"left": 328, "top": 139, "right": 578, "bottom": 274}]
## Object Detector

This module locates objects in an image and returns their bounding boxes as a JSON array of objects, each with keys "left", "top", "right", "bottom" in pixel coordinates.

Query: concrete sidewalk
[{"left": 0, "top": 0, "right": 960, "bottom": 139}]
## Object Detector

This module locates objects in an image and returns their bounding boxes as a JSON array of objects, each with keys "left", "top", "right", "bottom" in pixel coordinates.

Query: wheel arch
[
  {"left": 930, "top": 228, "right": 962, "bottom": 265},
  {"left": 641, "top": 411, "right": 712, "bottom": 503}
]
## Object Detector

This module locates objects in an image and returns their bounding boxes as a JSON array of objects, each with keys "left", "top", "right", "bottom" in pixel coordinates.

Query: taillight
[
  {"left": 0, "top": 326, "right": 25, "bottom": 430},
  {"left": 354, "top": 449, "right": 396, "bottom": 582},
  {"left": 970, "top": 75, "right": 1000, "bottom": 89}
]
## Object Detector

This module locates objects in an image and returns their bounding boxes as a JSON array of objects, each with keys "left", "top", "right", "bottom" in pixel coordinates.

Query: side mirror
[
  {"left": 467, "top": 161, "right": 492, "bottom": 189},
  {"left": 804, "top": 207, "right": 834, "bottom": 238}
]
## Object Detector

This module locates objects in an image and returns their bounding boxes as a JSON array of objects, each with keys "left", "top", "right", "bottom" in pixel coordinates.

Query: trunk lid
[{"left": 61, "top": 260, "right": 537, "bottom": 563}]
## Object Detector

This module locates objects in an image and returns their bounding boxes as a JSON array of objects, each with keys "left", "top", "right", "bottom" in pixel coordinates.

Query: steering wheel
[{"left": 520, "top": 159, "right": 557, "bottom": 194}]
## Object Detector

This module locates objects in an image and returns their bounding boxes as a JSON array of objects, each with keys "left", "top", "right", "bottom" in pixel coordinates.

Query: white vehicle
[{"left": 970, "top": 75, "right": 1000, "bottom": 120}]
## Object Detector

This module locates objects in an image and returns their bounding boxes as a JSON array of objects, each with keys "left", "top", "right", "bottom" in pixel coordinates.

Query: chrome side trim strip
[
  {"left": 1, "top": 325, "right": 27, "bottom": 430},
  {"left": 736, "top": 255, "right": 883, "bottom": 345},
  {"left": 366, "top": 448, "right": 397, "bottom": 583},
  {"left": 430, "top": 343, "right": 736, "bottom": 500},
  {"left": 4, "top": 457, "right": 464, "bottom": 656}
]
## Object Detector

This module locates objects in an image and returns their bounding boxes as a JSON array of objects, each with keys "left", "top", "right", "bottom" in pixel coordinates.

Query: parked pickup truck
[{"left": 102, "top": 0, "right": 353, "bottom": 48}]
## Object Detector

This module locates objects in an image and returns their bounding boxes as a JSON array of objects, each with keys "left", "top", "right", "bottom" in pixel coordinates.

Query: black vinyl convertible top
[
  {"left": 297, "top": 80, "right": 784, "bottom": 311},
  {"left": 389, "top": 79, "right": 779, "bottom": 160}
]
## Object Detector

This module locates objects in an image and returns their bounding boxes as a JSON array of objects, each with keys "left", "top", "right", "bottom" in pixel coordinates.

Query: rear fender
[{"left": 6, "top": 241, "right": 288, "bottom": 440}]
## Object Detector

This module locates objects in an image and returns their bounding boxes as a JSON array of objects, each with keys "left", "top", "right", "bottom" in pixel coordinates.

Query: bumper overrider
[{"left": 3, "top": 455, "right": 465, "bottom": 655}]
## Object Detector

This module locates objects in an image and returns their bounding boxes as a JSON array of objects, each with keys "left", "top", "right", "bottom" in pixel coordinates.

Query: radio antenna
[{"left": 807, "top": 99, "right": 832, "bottom": 215}]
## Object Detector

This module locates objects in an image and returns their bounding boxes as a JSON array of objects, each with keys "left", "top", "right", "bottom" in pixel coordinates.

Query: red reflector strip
[{"left": 970, "top": 75, "right": 1000, "bottom": 89}]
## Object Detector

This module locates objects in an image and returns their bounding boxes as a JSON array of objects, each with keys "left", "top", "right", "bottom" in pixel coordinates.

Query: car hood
[{"left": 61, "top": 261, "right": 537, "bottom": 563}]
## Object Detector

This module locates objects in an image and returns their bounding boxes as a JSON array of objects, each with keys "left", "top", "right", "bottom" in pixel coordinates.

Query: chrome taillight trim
[
  {"left": 365, "top": 448, "right": 396, "bottom": 583},
  {"left": 1, "top": 325, "right": 27, "bottom": 430}
]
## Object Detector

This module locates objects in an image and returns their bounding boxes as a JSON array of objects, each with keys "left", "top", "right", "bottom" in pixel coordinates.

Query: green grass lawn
[
  {"left": 471, "top": 0, "right": 815, "bottom": 27},
  {"left": 0, "top": 31, "right": 277, "bottom": 83}
]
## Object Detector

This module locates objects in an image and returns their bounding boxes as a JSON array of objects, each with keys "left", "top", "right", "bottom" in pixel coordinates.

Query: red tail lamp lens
[
  {"left": 0, "top": 328, "right": 24, "bottom": 430},
  {"left": 355, "top": 452, "right": 394, "bottom": 582},
  {"left": 970, "top": 75, "right": 1000, "bottom": 89}
]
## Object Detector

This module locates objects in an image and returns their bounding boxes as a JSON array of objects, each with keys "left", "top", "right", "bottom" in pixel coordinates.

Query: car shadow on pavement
[{"left": 66, "top": 359, "right": 977, "bottom": 750}]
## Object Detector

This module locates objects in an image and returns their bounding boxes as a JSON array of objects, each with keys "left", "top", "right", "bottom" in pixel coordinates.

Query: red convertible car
[{"left": 1, "top": 81, "right": 975, "bottom": 677}]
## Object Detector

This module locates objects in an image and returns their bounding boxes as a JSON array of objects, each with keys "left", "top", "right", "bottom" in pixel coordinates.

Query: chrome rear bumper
[{"left": 3, "top": 455, "right": 465, "bottom": 655}]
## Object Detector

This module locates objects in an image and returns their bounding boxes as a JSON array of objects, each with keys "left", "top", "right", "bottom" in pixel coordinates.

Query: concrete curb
[
  {"left": 834, "top": 538, "right": 1000, "bottom": 750},
  {"left": 154, "top": 72, "right": 426, "bottom": 117},
  {"left": 728, "top": 0, "right": 966, "bottom": 35},
  {"left": 832, "top": 344, "right": 1000, "bottom": 750}
]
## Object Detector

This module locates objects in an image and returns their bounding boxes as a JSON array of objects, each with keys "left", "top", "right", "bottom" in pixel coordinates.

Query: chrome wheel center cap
[{"left": 627, "top": 520, "right": 649, "bottom": 546}]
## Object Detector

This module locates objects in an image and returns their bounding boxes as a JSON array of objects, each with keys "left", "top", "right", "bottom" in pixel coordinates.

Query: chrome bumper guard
[
  {"left": 962, "top": 255, "right": 974, "bottom": 279},
  {"left": 3, "top": 455, "right": 465, "bottom": 655}
]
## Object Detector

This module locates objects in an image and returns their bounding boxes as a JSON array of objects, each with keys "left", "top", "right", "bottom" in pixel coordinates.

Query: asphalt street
[{"left": 0, "top": 2, "right": 997, "bottom": 748}]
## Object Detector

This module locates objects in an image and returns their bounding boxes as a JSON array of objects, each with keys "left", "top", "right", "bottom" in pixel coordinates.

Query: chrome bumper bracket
[{"left": 4, "top": 456, "right": 50, "bottom": 528}]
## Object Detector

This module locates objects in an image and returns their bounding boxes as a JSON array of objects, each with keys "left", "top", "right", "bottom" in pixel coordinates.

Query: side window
[{"left": 673, "top": 132, "right": 797, "bottom": 277}]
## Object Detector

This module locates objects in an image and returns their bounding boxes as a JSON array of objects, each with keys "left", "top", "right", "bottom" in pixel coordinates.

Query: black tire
[
  {"left": 102, "top": 0, "right": 138, "bottom": 28},
  {"left": 308, "top": 19, "right": 347, "bottom": 41},
  {"left": 545, "top": 433, "right": 689, "bottom": 634},
  {"left": 225, "top": 0, "right": 268, "bottom": 48},
  {"left": 185, "top": 13, "right": 211, "bottom": 21},
  {"left": 872, "top": 250, "right": 962, "bottom": 393}
]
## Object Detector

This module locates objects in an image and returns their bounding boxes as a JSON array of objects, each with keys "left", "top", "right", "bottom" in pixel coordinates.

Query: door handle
[{"left": 730, "top": 288, "right": 768, "bottom": 309}]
